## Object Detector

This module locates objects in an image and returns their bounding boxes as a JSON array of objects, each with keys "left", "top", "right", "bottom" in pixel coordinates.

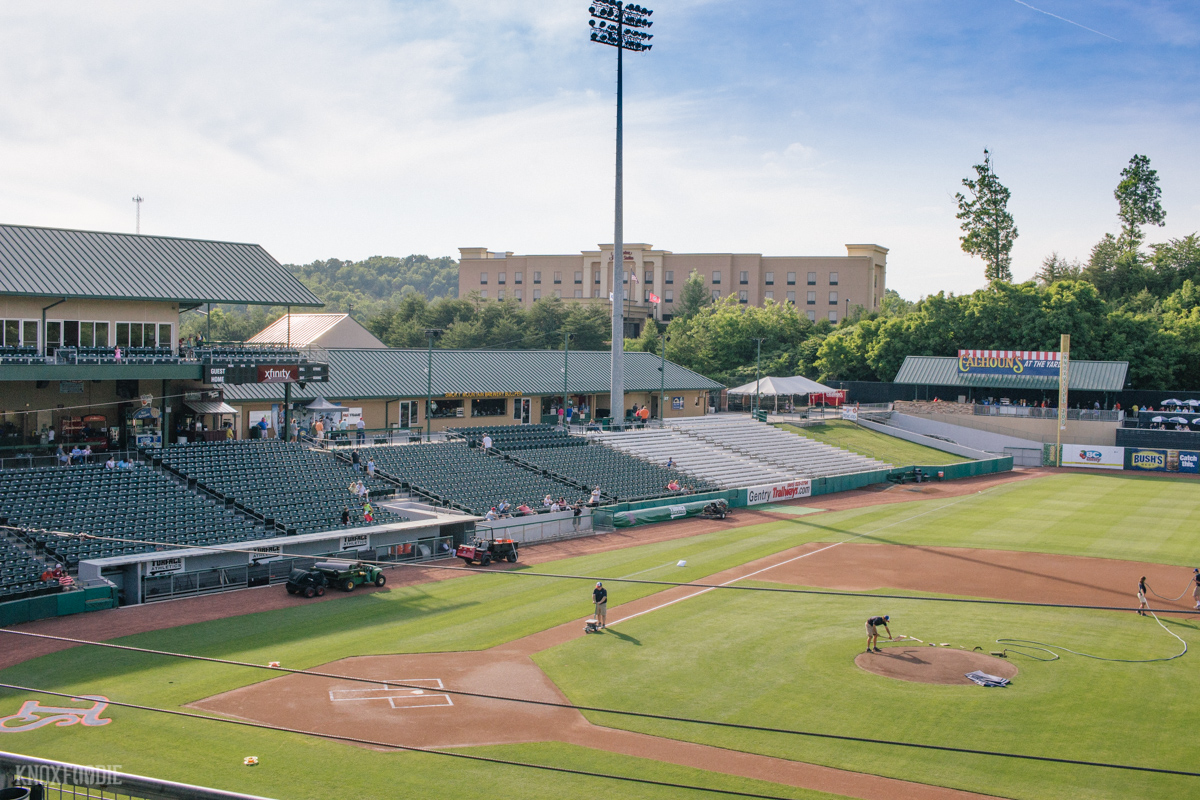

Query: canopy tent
[
  {"left": 727, "top": 375, "right": 835, "bottom": 396},
  {"left": 184, "top": 400, "right": 238, "bottom": 416},
  {"left": 304, "top": 397, "right": 343, "bottom": 412}
]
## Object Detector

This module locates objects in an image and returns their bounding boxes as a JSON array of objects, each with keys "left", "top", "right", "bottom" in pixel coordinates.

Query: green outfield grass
[
  {"left": 778, "top": 420, "right": 966, "bottom": 466},
  {"left": 1, "top": 472, "right": 1198, "bottom": 800}
]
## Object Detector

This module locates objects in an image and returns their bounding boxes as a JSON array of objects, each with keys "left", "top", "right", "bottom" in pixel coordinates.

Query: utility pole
[
  {"left": 132, "top": 196, "right": 144, "bottom": 234},
  {"left": 589, "top": 1, "right": 653, "bottom": 429},
  {"left": 424, "top": 329, "right": 443, "bottom": 442}
]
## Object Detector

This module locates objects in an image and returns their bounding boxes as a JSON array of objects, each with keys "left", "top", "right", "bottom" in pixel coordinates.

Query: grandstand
[
  {"left": 0, "top": 530, "right": 58, "bottom": 602},
  {"left": 669, "top": 416, "right": 891, "bottom": 476},
  {"left": 591, "top": 428, "right": 795, "bottom": 489},
  {"left": 356, "top": 441, "right": 585, "bottom": 514},
  {"left": 0, "top": 463, "right": 264, "bottom": 568},
  {"left": 159, "top": 440, "right": 405, "bottom": 535},
  {"left": 512, "top": 443, "right": 716, "bottom": 501},
  {"left": 452, "top": 424, "right": 587, "bottom": 450}
]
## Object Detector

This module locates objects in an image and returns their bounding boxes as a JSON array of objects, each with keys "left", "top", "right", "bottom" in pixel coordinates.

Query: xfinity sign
[
  {"left": 746, "top": 480, "right": 812, "bottom": 506},
  {"left": 257, "top": 365, "right": 298, "bottom": 383}
]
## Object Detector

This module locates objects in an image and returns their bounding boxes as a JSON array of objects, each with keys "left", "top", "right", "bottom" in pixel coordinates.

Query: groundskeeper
[
  {"left": 865, "top": 615, "right": 891, "bottom": 653},
  {"left": 593, "top": 582, "right": 608, "bottom": 628}
]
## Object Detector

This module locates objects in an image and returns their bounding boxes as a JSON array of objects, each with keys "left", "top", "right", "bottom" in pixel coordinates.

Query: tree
[
  {"left": 678, "top": 270, "right": 710, "bottom": 318},
  {"left": 1115, "top": 154, "right": 1166, "bottom": 249},
  {"left": 955, "top": 149, "right": 1018, "bottom": 284},
  {"left": 1035, "top": 252, "right": 1082, "bottom": 286}
]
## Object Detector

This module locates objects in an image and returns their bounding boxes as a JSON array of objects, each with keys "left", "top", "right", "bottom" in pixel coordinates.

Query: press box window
[
  {"left": 471, "top": 398, "right": 507, "bottom": 417},
  {"left": 428, "top": 398, "right": 463, "bottom": 419},
  {"left": 2, "top": 319, "right": 40, "bottom": 347}
]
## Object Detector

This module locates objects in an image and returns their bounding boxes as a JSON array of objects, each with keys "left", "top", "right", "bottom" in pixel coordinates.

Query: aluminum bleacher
[{"left": 590, "top": 428, "right": 795, "bottom": 489}]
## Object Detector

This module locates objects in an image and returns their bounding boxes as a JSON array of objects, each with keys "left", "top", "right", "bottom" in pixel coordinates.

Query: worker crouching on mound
[{"left": 865, "top": 615, "right": 891, "bottom": 653}]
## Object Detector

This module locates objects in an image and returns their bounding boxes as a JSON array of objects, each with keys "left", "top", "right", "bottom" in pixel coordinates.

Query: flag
[
  {"left": 630, "top": 272, "right": 638, "bottom": 283},
  {"left": 649, "top": 292, "right": 660, "bottom": 304},
  {"left": 608, "top": 291, "right": 614, "bottom": 302}
]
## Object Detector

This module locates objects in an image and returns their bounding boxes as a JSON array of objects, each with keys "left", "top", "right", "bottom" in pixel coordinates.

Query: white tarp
[
  {"left": 1061, "top": 445, "right": 1124, "bottom": 470},
  {"left": 726, "top": 375, "right": 835, "bottom": 397}
]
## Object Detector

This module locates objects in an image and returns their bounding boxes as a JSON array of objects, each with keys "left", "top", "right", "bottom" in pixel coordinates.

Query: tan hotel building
[{"left": 458, "top": 243, "right": 888, "bottom": 335}]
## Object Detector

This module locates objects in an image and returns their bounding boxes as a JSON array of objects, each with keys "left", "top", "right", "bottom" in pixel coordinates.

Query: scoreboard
[{"left": 203, "top": 362, "right": 329, "bottom": 386}]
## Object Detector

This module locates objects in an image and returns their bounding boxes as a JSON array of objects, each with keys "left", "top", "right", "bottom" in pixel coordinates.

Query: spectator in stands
[
  {"left": 498, "top": 500, "right": 511, "bottom": 515},
  {"left": 667, "top": 479, "right": 681, "bottom": 492},
  {"left": 341, "top": 507, "right": 351, "bottom": 526},
  {"left": 543, "top": 494, "right": 553, "bottom": 508},
  {"left": 356, "top": 481, "right": 368, "bottom": 501},
  {"left": 485, "top": 507, "right": 498, "bottom": 520},
  {"left": 225, "top": 423, "right": 234, "bottom": 441},
  {"left": 104, "top": 455, "right": 116, "bottom": 469},
  {"left": 313, "top": 418, "right": 324, "bottom": 440},
  {"left": 46, "top": 427, "right": 55, "bottom": 444},
  {"left": 638, "top": 405, "right": 650, "bottom": 424},
  {"left": 351, "top": 449, "right": 361, "bottom": 470},
  {"left": 482, "top": 433, "right": 493, "bottom": 450},
  {"left": 565, "top": 406, "right": 573, "bottom": 425},
  {"left": 356, "top": 417, "right": 366, "bottom": 443},
  {"left": 589, "top": 486, "right": 602, "bottom": 506},
  {"left": 557, "top": 406, "right": 565, "bottom": 427},
  {"left": 366, "top": 458, "right": 376, "bottom": 478},
  {"left": 550, "top": 499, "right": 562, "bottom": 512},
  {"left": 666, "top": 457, "right": 674, "bottom": 468},
  {"left": 57, "top": 446, "right": 70, "bottom": 467},
  {"left": 572, "top": 502, "right": 582, "bottom": 529},
  {"left": 289, "top": 418, "right": 299, "bottom": 441},
  {"left": 363, "top": 500, "right": 374, "bottom": 522}
]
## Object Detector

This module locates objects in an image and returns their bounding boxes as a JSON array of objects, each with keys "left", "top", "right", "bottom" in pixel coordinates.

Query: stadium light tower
[{"left": 589, "top": 1, "right": 653, "bottom": 427}]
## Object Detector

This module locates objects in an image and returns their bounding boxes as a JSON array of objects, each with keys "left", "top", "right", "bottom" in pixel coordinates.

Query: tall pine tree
[{"left": 955, "top": 149, "right": 1018, "bottom": 284}]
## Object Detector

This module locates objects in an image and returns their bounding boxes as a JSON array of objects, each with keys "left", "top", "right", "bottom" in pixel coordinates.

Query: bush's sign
[
  {"left": 1124, "top": 448, "right": 1200, "bottom": 473},
  {"left": 957, "top": 349, "right": 1061, "bottom": 377},
  {"left": 1061, "top": 445, "right": 1124, "bottom": 470},
  {"left": 746, "top": 480, "right": 812, "bottom": 506}
]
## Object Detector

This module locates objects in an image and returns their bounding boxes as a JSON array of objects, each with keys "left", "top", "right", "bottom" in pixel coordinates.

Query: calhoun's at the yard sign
[{"left": 957, "top": 349, "right": 1061, "bottom": 377}]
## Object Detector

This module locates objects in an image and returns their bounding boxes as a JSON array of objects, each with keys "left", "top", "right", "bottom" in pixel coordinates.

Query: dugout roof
[
  {"left": 0, "top": 223, "right": 322, "bottom": 307},
  {"left": 222, "top": 348, "right": 725, "bottom": 402},
  {"left": 893, "top": 356, "right": 1128, "bottom": 392}
]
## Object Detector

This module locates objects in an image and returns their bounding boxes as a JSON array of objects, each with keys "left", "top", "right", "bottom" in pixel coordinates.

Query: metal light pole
[
  {"left": 424, "top": 329, "right": 443, "bottom": 441},
  {"left": 563, "top": 331, "right": 571, "bottom": 426},
  {"left": 753, "top": 338, "right": 764, "bottom": 415},
  {"left": 658, "top": 332, "right": 667, "bottom": 421},
  {"left": 589, "top": 1, "right": 653, "bottom": 428},
  {"left": 132, "top": 195, "right": 143, "bottom": 234}
]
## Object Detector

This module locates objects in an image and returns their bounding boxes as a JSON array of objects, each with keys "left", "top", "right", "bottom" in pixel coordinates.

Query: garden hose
[
  {"left": 1150, "top": 578, "right": 1197, "bottom": 602},
  {"left": 997, "top": 609, "right": 1188, "bottom": 664}
]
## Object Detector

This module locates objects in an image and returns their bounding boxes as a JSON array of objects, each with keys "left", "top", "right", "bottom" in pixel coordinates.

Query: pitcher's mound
[{"left": 855, "top": 646, "right": 1018, "bottom": 685}]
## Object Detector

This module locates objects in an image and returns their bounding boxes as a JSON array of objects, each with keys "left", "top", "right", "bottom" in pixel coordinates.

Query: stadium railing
[{"left": 973, "top": 405, "right": 1121, "bottom": 422}]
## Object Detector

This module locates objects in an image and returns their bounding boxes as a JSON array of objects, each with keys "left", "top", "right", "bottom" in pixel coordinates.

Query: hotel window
[
  {"left": 764, "top": 291, "right": 774, "bottom": 301},
  {"left": 786, "top": 291, "right": 796, "bottom": 303},
  {"left": 533, "top": 271, "right": 542, "bottom": 284},
  {"left": 497, "top": 289, "right": 505, "bottom": 300},
  {"left": 574, "top": 289, "right": 583, "bottom": 298},
  {"left": 830, "top": 272, "right": 839, "bottom": 285},
  {"left": 480, "top": 290, "right": 488, "bottom": 299},
  {"left": 594, "top": 269, "right": 601, "bottom": 284},
  {"left": 807, "top": 291, "right": 816, "bottom": 305},
  {"left": 480, "top": 272, "right": 488, "bottom": 284},
  {"left": 644, "top": 269, "right": 653, "bottom": 284},
  {"left": 829, "top": 310, "right": 838, "bottom": 322},
  {"left": 498, "top": 272, "right": 506, "bottom": 284},
  {"left": 553, "top": 272, "right": 562, "bottom": 284},
  {"left": 712, "top": 271, "right": 721, "bottom": 284},
  {"left": 514, "top": 272, "right": 523, "bottom": 284},
  {"left": 554, "top": 289, "right": 562, "bottom": 298},
  {"left": 593, "top": 288, "right": 601, "bottom": 298},
  {"left": 764, "top": 272, "right": 774, "bottom": 285},
  {"left": 665, "top": 270, "right": 674, "bottom": 284},
  {"left": 829, "top": 291, "right": 838, "bottom": 305},
  {"left": 739, "top": 271, "right": 749, "bottom": 285},
  {"left": 574, "top": 271, "right": 583, "bottom": 284},
  {"left": 514, "top": 288, "right": 523, "bottom": 300},
  {"left": 664, "top": 290, "right": 673, "bottom": 303},
  {"left": 787, "top": 272, "right": 796, "bottom": 285},
  {"left": 711, "top": 289, "right": 721, "bottom": 301},
  {"left": 873, "top": 273, "right": 877, "bottom": 288},
  {"left": 644, "top": 289, "right": 651, "bottom": 302},
  {"left": 807, "top": 272, "right": 817, "bottom": 285},
  {"left": 738, "top": 290, "right": 748, "bottom": 303},
  {"left": 533, "top": 289, "right": 542, "bottom": 300},
  {"left": 807, "top": 310, "right": 816, "bottom": 321}
]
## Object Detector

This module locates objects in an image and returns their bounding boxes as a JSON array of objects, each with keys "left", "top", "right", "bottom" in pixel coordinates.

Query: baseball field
[{"left": 1, "top": 471, "right": 1197, "bottom": 800}]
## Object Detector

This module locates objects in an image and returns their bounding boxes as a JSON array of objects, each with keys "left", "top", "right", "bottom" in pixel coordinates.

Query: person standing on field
[
  {"left": 1193, "top": 568, "right": 1199, "bottom": 610},
  {"left": 1137, "top": 576, "right": 1151, "bottom": 616},
  {"left": 592, "top": 582, "right": 608, "bottom": 629},
  {"left": 865, "top": 615, "right": 891, "bottom": 653}
]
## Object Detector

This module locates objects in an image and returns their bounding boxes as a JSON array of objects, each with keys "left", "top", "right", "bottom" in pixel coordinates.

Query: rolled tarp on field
[{"left": 610, "top": 499, "right": 713, "bottom": 528}]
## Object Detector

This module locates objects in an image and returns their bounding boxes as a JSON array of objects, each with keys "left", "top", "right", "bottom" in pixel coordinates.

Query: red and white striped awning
[{"left": 958, "top": 350, "right": 1061, "bottom": 360}]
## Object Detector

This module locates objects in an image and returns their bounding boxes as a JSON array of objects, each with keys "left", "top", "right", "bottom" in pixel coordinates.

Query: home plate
[{"left": 329, "top": 679, "right": 452, "bottom": 709}]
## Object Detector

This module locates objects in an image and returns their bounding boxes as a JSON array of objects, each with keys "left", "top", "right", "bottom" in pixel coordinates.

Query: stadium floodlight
[{"left": 589, "top": 0, "right": 655, "bottom": 428}]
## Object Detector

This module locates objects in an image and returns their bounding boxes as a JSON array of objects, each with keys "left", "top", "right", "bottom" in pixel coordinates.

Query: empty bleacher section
[
  {"left": 591, "top": 428, "right": 795, "bottom": 489},
  {"left": 160, "top": 441, "right": 404, "bottom": 535},
  {"left": 359, "top": 441, "right": 584, "bottom": 514},
  {"left": 669, "top": 416, "right": 891, "bottom": 476},
  {"left": 0, "top": 531, "right": 58, "bottom": 601},
  {"left": 514, "top": 444, "right": 716, "bottom": 501},
  {"left": 0, "top": 464, "right": 264, "bottom": 567},
  {"left": 452, "top": 425, "right": 586, "bottom": 450}
]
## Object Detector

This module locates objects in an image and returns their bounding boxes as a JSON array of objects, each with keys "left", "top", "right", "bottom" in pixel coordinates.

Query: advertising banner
[
  {"left": 146, "top": 557, "right": 184, "bottom": 576},
  {"left": 249, "top": 545, "right": 283, "bottom": 564},
  {"left": 257, "top": 365, "right": 298, "bottom": 384},
  {"left": 746, "top": 479, "right": 813, "bottom": 506},
  {"left": 341, "top": 534, "right": 369, "bottom": 551},
  {"left": 957, "top": 349, "right": 1061, "bottom": 377},
  {"left": 1061, "top": 445, "right": 1124, "bottom": 470},
  {"left": 1124, "top": 448, "right": 1200, "bottom": 473}
]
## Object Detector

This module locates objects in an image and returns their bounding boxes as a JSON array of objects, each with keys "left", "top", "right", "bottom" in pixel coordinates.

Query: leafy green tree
[
  {"left": 1115, "top": 154, "right": 1166, "bottom": 249},
  {"left": 678, "top": 270, "right": 710, "bottom": 318},
  {"left": 955, "top": 149, "right": 1018, "bottom": 284}
]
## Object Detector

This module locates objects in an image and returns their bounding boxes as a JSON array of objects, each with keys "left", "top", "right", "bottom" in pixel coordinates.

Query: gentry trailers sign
[
  {"left": 958, "top": 350, "right": 1061, "bottom": 378},
  {"left": 746, "top": 479, "right": 812, "bottom": 506}
]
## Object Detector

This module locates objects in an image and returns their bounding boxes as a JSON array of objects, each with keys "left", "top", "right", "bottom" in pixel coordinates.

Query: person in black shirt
[
  {"left": 865, "top": 615, "right": 891, "bottom": 653},
  {"left": 592, "top": 582, "right": 608, "bottom": 629},
  {"left": 341, "top": 507, "right": 351, "bottom": 526},
  {"left": 1137, "top": 577, "right": 1150, "bottom": 616},
  {"left": 1193, "top": 568, "right": 1199, "bottom": 610}
]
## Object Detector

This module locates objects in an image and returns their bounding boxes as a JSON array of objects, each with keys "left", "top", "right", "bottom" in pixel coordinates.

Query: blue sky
[{"left": 0, "top": 1, "right": 1196, "bottom": 299}]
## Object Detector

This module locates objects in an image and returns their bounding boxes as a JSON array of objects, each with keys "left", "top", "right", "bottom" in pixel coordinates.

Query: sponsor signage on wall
[
  {"left": 341, "top": 534, "right": 370, "bottom": 551},
  {"left": 257, "top": 365, "right": 298, "bottom": 383},
  {"left": 1061, "top": 445, "right": 1124, "bottom": 470},
  {"left": 1124, "top": 448, "right": 1200, "bottom": 473},
  {"left": 147, "top": 557, "right": 184, "bottom": 576},
  {"left": 672, "top": 396, "right": 684, "bottom": 410},
  {"left": 957, "top": 350, "right": 1061, "bottom": 377},
  {"left": 249, "top": 545, "right": 283, "bottom": 564},
  {"left": 746, "top": 479, "right": 813, "bottom": 506}
]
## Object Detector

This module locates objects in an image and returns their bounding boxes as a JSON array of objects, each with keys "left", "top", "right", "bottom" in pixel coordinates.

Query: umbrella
[
  {"left": 1169, "top": 417, "right": 1190, "bottom": 424},
  {"left": 1151, "top": 416, "right": 1165, "bottom": 422},
  {"left": 1187, "top": 399, "right": 1200, "bottom": 407},
  {"left": 1162, "top": 399, "right": 1183, "bottom": 405}
]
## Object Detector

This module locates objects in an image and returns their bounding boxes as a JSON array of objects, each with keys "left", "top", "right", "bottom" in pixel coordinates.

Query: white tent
[{"left": 727, "top": 375, "right": 835, "bottom": 396}]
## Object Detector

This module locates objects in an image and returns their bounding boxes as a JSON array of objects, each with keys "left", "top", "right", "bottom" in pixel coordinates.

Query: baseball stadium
[{"left": 0, "top": 224, "right": 1198, "bottom": 800}]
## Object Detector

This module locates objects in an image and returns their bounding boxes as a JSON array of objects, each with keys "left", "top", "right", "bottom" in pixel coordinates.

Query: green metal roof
[
  {"left": 0, "top": 224, "right": 322, "bottom": 306},
  {"left": 893, "top": 356, "right": 1128, "bottom": 392},
  {"left": 223, "top": 348, "right": 724, "bottom": 402}
]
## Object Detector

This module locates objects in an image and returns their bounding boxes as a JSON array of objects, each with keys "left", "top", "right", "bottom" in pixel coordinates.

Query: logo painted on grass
[
  {"left": 0, "top": 696, "right": 111, "bottom": 733},
  {"left": 746, "top": 480, "right": 812, "bottom": 506}
]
